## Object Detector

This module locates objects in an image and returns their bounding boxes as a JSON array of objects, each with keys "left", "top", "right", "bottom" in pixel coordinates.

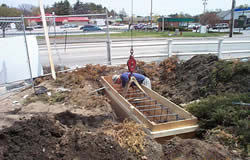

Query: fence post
[
  {"left": 21, "top": 15, "right": 35, "bottom": 92},
  {"left": 168, "top": 39, "right": 173, "bottom": 57},
  {"left": 217, "top": 38, "right": 224, "bottom": 59},
  {"left": 162, "top": 17, "right": 164, "bottom": 32},
  {"left": 106, "top": 40, "right": 112, "bottom": 65},
  {"left": 105, "top": 10, "right": 112, "bottom": 65}
]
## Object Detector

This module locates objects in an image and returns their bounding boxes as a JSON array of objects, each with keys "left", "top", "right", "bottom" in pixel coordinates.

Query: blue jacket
[{"left": 121, "top": 72, "right": 145, "bottom": 87}]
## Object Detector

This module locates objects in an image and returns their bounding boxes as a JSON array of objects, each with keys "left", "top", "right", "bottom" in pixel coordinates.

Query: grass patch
[
  {"left": 186, "top": 93, "right": 250, "bottom": 155},
  {"left": 37, "top": 31, "right": 226, "bottom": 39}
]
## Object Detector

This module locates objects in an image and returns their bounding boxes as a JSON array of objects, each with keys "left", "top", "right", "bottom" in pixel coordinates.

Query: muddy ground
[{"left": 0, "top": 55, "right": 248, "bottom": 160}]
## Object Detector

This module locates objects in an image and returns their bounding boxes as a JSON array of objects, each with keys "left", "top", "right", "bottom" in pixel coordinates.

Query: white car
[{"left": 213, "top": 23, "right": 229, "bottom": 29}]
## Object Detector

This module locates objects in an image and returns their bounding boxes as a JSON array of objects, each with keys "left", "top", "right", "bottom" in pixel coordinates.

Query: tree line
[
  {"left": 0, "top": 0, "right": 125, "bottom": 18},
  {"left": 0, "top": 1, "right": 248, "bottom": 27}
]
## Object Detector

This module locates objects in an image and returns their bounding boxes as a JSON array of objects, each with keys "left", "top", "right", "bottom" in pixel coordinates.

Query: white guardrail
[
  {"left": 111, "top": 39, "right": 250, "bottom": 62},
  {"left": 38, "top": 38, "right": 250, "bottom": 64}
]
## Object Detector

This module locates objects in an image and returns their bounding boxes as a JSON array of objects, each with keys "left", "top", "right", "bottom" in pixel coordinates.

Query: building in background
[
  {"left": 27, "top": 14, "right": 89, "bottom": 26},
  {"left": 157, "top": 17, "right": 194, "bottom": 31},
  {"left": 217, "top": 7, "right": 250, "bottom": 28}
]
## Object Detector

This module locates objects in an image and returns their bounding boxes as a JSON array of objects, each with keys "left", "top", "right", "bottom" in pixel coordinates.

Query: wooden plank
[
  {"left": 151, "top": 119, "right": 198, "bottom": 132},
  {"left": 39, "top": 0, "right": 56, "bottom": 80},
  {"left": 150, "top": 125, "right": 198, "bottom": 138}
]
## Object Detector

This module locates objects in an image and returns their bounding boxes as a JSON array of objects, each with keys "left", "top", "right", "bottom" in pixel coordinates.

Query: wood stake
[{"left": 39, "top": 0, "right": 56, "bottom": 79}]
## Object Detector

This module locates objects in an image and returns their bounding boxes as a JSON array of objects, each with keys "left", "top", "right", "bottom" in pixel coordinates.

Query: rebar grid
[{"left": 123, "top": 86, "right": 180, "bottom": 123}]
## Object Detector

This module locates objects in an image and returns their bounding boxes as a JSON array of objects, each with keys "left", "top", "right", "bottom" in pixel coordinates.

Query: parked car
[
  {"left": 33, "top": 25, "right": 43, "bottom": 29},
  {"left": 71, "top": 24, "right": 78, "bottom": 28},
  {"left": 142, "top": 25, "right": 152, "bottom": 30},
  {"left": 112, "top": 23, "right": 125, "bottom": 26},
  {"left": 60, "top": 24, "right": 78, "bottom": 29},
  {"left": 213, "top": 23, "right": 229, "bottom": 29},
  {"left": 25, "top": 27, "right": 33, "bottom": 31},
  {"left": 134, "top": 24, "right": 144, "bottom": 30},
  {"left": 188, "top": 23, "right": 200, "bottom": 29},
  {"left": 80, "top": 25, "right": 102, "bottom": 32}
]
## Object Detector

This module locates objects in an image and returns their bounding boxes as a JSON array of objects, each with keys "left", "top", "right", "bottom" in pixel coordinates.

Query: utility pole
[
  {"left": 202, "top": 0, "right": 208, "bottom": 13},
  {"left": 229, "top": 0, "right": 236, "bottom": 38},
  {"left": 150, "top": 0, "right": 153, "bottom": 26}
]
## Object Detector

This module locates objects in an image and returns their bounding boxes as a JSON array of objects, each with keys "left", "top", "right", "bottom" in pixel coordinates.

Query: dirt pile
[
  {"left": 1, "top": 111, "right": 234, "bottom": 160},
  {"left": 43, "top": 65, "right": 69, "bottom": 74},
  {"left": 137, "top": 55, "right": 250, "bottom": 104},
  {"left": 0, "top": 112, "right": 163, "bottom": 160},
  {"left": 160, "top": 55, "right": 219, "bottom": 104},
  {"left": 53, "top": 64, "right": 126, "bottom": 88},
  {"left": 162, "top": 137, "right": 235, "bottom": 160},
  {"left": 27, "top": 65, "right": 124, "bottom": 114}
]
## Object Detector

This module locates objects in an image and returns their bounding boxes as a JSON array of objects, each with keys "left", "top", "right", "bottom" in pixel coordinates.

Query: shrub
[{"left": 186, "top": 93, "right": 250, "bottom": 154}]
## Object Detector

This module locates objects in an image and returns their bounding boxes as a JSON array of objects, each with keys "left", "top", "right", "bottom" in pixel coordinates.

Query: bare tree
[
  {"left": 18, "top": 4, "right": 34, "bottom": 16},
  {"left": 119, "top": 8, "right": 127, "bottom": 20},
  {"left": 200, "top": 12, "right": 221, "bottom": 27}
]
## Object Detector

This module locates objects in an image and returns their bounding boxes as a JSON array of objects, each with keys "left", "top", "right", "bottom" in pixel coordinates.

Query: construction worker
[{"left": 112, "top": 72, "right": 151, "bottom": 89}]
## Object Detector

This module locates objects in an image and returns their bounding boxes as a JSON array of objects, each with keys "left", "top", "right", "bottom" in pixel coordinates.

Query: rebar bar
[
  {"left": 130, "top": 99, "right": 157, "bottom": 104},
  {"left": 135, "top": 104, "right": 163, "bottom": 108},
  {"left": 127, "top": 96, "right": 151, "bottom": 101},
  {"left": 147, "top": 113, "right": 178, "bottom": 118},
  {"left": 140, "top": 107, "right": 168, "bottom": 112},
  {"left": 126, "top": 92, "right": 145, "bottom": 96}
]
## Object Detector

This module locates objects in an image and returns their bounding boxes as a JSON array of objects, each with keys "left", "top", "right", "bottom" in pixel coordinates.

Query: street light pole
[
  {"left": 150, "top": 0, "right": 153, "bottom": 26},
  {"left": 202, "top": 0, "right": 208, "bottom": 13}
]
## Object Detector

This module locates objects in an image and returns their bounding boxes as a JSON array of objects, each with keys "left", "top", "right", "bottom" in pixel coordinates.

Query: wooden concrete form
[{"left": 100, "top": 76, "right": 198, "bottom": 138}]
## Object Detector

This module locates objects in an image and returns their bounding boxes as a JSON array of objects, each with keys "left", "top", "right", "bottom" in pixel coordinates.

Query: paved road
[{"left": 39, "top": 31, "right": 250, "bottom": 67}]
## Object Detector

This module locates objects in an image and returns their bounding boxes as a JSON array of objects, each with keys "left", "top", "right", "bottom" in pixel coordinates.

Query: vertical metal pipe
[
  {"left": 105, "top": 9, "right": 112, "bottom": 65},
  {"left": 150, "top": 0, "right": 153, "bottom": 26},
  {"left": 53, "top": 12, "right": 63, "bottom": 71},
  {"left": 64, "top": 30, "right": 68, "bottom": 54},
  {"left": 3, "top": 27, "right": 6, "bottom": 38},
  {"left": 217, "top": 39, "right": 224, "bottom": 59},
  {"left": 162, "top": 17, "right": 164, "bottom": 32},
  {"left": 21, "top": 15, "right": 35, "bottom": 92},
  {"left": 168, "top": 39, "right": 173, "bottom": 57},
  {"left": 53, "top": 12, "right": 57, "bottom": 43}
]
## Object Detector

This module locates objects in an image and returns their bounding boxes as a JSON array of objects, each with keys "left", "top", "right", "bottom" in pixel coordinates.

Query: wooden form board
[{"left": 101, "top": 76, "right": 198, "bottom": 135}]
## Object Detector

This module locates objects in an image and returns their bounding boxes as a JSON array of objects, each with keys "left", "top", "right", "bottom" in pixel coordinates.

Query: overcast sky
[{"left": 2, "top": 0, "right": 250, "bottom": 16}]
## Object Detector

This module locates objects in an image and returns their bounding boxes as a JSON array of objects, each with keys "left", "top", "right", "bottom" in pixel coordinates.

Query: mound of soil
[
  {"left": 43, "top": 65, "right": 69, "bottom": 74},
  {"left": 0, "top": 116, "right": 65, "bottom": 160},
  {"left": 52, "top": 64, "right": 126, "bottom": 89},
  {"left": 0, "top": 115, "right": 134, "bottom": 160},
  {"left": 162, "top": 137, "right": 235, "bottom": 160},
  {"left": 137, "top": 55, "right": 250, "bottom": 104},
  {"left": 0, "top": 112, "right": 163, "bottom": 160},
  {"left": 160, "top": 55, "right": 219, "bottom": 104}
]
